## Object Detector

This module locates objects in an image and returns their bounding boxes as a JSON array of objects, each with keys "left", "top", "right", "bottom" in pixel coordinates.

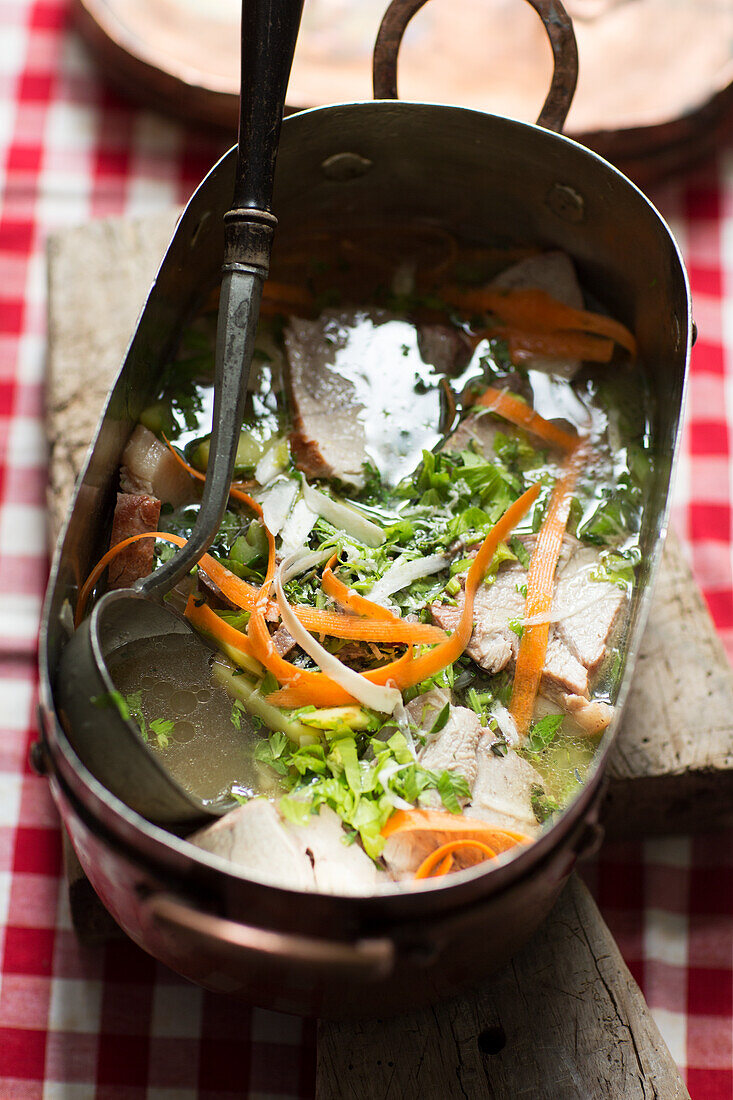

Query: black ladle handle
[
  {"left": 235, "top": 0, "right": 303, "bottom": 211},
  {"left": 139, "top": 0, "right": 303, "bottom": 598}
]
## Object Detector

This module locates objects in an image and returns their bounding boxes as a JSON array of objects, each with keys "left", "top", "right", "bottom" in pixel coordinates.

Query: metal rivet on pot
[
  {"left": 673, "top": 314, "right": 681, "bottom": 352},
  {"left": 29, "top": 739, "right": 49, "bottom": 776},
  {"left": 320, "top": 152, "right": 373, "bottom": 181},
  {"left": 545, "top": 183, "right": 585, "bottom": 223}
]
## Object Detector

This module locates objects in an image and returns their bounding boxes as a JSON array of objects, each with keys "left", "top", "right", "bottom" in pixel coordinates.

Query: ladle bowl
[{"left": 57, "top": 592, "right": 225, "bottom": 822}]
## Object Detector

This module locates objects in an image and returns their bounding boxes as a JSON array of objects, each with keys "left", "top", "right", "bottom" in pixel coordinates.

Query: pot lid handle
[{"left": 372, "top": 0, "right": 578, "bottom": 135}]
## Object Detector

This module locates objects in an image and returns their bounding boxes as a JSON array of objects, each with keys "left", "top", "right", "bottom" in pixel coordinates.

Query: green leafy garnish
[
  {"left": 509, "top": 535, "right": 530, "bottom": 569},
  {"left": 428, "top": 702, "right": 451, "bottom": 736},
  {"left": 149, "top": 718, "right": 174, "bottom": 749},
  {"left": 530, "top": 784, "right": 559, "bottom": 823},
  {"left": 590, "top": 546, "right": 641, "bottom": 589},
  {"left": 255, "top": 728, "right": 471, "bottom": 859},
  {"left": 525, "top": 713, "right": 564, "bottom": 754},
  {"left": 508, "top": 618, "right": 524, "bottom": 638}
]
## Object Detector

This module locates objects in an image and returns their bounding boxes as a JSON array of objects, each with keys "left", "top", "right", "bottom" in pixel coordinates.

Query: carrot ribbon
[
  {"left": 509, "top": 446, "right": 586, "bottom": 736},
  {"left": 267, "top": 482, "right": 540, "bottom": 707},
  {"left": 76, "top": 532, "right": 445, "bottom": 643},
  {"left": 440, "top": 285, "right": 637, "bottom": 359},
  {"left": 321, "top": 554, "right": 398, "bottom": 621},
  {"left": 475, "top": 386, "right": 579, "bottom": 452},
  {"left": 380, "top": 809, "right": 530, "bottom": 880}
]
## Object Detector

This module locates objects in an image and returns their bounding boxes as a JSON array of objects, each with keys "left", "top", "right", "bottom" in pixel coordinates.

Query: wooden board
[
  {"left": 316, "top": 875, "right": 689, "bottom": 1099},
  {"left": 46, "top": 211, "right": 733, "bottom": 840}
]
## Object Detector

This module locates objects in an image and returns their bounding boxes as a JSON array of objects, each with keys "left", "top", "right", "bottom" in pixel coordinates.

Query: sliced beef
[
  {"left": 406, "top": 689, "right": 482, "bottom": 796},
  {"left": 430, "top": 539, "right": 625, "bottom": 715},
  {"left": 191, "top": 801, "right": 386, "bottom": 894},
  {"left": 553, "top": 548, "right": 625, "bottom": 675},
  {"left": 197, "top": 571, "right": 238, "bottom": 611},
  {"left": 120, "top": 424, "right": 195, "bottom": 508},
  {"left": 543, "top": 633, "right": 589, "bottom": 698},
  {"left": 559, "top": 693, "right": 614, "bottom": 735},
  {"left": 491, "top": 251, "right": 584, "bottom": 378},
  {"left": 270, "top": 624, "right": 296, "bottom": 658},
  {"left": 108, "top": 492, "right": 161, "bottom": 589},
  {"left": 465, "top": 740, "right": 543, "bottom": 835},
  {"left": 416, "top": 323, "right": 472, "bottom": 375},
  {"left": 492, "top": 251, "right": 584, "bottom": 308},
  {"left": 190, "top": 799, "right": 315, "bottom": 890},
  {"left": 432, "top": 564, "right": 525, "bottom": 674},
  {"left": 289, "top": 806, "right": 383, "bottom": 895},
  {"left": 284, "top": 314, "right": 368, "bottom": 487}
]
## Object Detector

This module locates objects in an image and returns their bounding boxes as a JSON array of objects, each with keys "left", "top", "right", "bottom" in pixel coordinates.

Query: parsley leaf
[
  {"left": 525, "top": 713, "right": 564, "bottom": 754},
  {"left": 149, "top": 718, "right": 174, "bottom": 748},
  {"left": 530, "top": 784, "right": 559, "bottom": 823},
  {"left": 428, "top": 702, "right": 451, "bottom": 736}
]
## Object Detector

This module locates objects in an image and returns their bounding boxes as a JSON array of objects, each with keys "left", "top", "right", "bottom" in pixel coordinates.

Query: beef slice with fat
[
  {"left": 120, "top": 424, "right": 195, "bottom": 508},
  {"left": 108, "top": 492, "right": 161, "bottom": 589},
  {"left": 284, "top": 313, "right": 369, "bottom": 487}
]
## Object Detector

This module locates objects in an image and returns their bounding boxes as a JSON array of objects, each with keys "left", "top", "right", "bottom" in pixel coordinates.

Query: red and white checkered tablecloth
[{"left": 0, "top": 2, "right": 730, "bottom": 1097}]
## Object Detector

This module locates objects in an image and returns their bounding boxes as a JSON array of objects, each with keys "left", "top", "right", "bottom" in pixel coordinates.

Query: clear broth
[{"left": 108, "top": 633, "right": 267, "bottom": 807}]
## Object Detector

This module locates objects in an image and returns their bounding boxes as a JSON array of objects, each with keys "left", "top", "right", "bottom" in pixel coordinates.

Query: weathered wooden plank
[
  {"left": 316, "top": 875, "right": 689, "bottom": 1100},
  {"left": 45, "top": 210, "right": 180, "bottom": 543},
  {"left": 45, "top": 211, "right": 733, "bottom": 839},
  {"left": 604, "top": 530, "right": 733, "bottom": 836}
]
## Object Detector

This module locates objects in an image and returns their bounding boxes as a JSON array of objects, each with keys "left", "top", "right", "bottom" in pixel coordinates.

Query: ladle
[{"left": 56, "top": 0, "right": 305, "bottom": 824}]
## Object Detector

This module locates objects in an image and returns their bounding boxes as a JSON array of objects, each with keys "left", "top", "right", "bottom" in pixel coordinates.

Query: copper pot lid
[{"left": 75, "top": 0, "right": 733, "bottom": 178}]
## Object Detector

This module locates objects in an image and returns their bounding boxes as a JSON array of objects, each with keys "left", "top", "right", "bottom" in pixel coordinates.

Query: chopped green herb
[
  {"left": 530, "top": 784, "right": 559, "bottom": 823},
  {"left": 525, "top": 713, "right": 564, "bottom": 755},
  {"left": 508, "top": 617, "right": 524, "bottom": 638},
  {"left": 149, "top": 718, "right": 174, "bottom": 748},
  {"left": 428, "top": 702, "right": 451, "bottom": 736},
  {"left": 509, "top": 535, "right": 530, "bottom": 569}
]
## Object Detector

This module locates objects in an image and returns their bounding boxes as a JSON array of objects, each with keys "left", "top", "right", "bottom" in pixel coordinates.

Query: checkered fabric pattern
[{"left": 0, "top": 1, "right": 730, "bottom": 1097}]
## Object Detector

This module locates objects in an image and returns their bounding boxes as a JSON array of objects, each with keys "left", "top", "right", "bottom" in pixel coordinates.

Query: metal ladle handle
[
  {"left": 372, "top": 0, "right": 578, "bottom": 134},
  {"left": 140, "top": 0, "right": 304, "bottom": 597}
]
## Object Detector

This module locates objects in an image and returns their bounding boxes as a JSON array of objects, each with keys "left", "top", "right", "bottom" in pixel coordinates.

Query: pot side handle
[
  {"left": 145, "top": 892, "right": 395, "bottom": 981},
  {"left": 372, "top": 0, "right": 578, "bottom": 134}
]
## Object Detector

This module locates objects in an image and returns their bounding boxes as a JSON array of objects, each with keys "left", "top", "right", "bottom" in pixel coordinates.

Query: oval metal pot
[{"left": 38, "top": 0, "right": 691, "bottom": 1016}]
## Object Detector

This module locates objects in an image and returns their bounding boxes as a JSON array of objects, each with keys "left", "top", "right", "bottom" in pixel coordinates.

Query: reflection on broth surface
[{"left": 108, "top": 633, "right": 268, "bottom": 807}]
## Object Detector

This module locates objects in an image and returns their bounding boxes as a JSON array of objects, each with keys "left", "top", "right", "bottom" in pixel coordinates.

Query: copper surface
[{"left": 74, "top": 0, "right": 733, "bottom": 183}]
